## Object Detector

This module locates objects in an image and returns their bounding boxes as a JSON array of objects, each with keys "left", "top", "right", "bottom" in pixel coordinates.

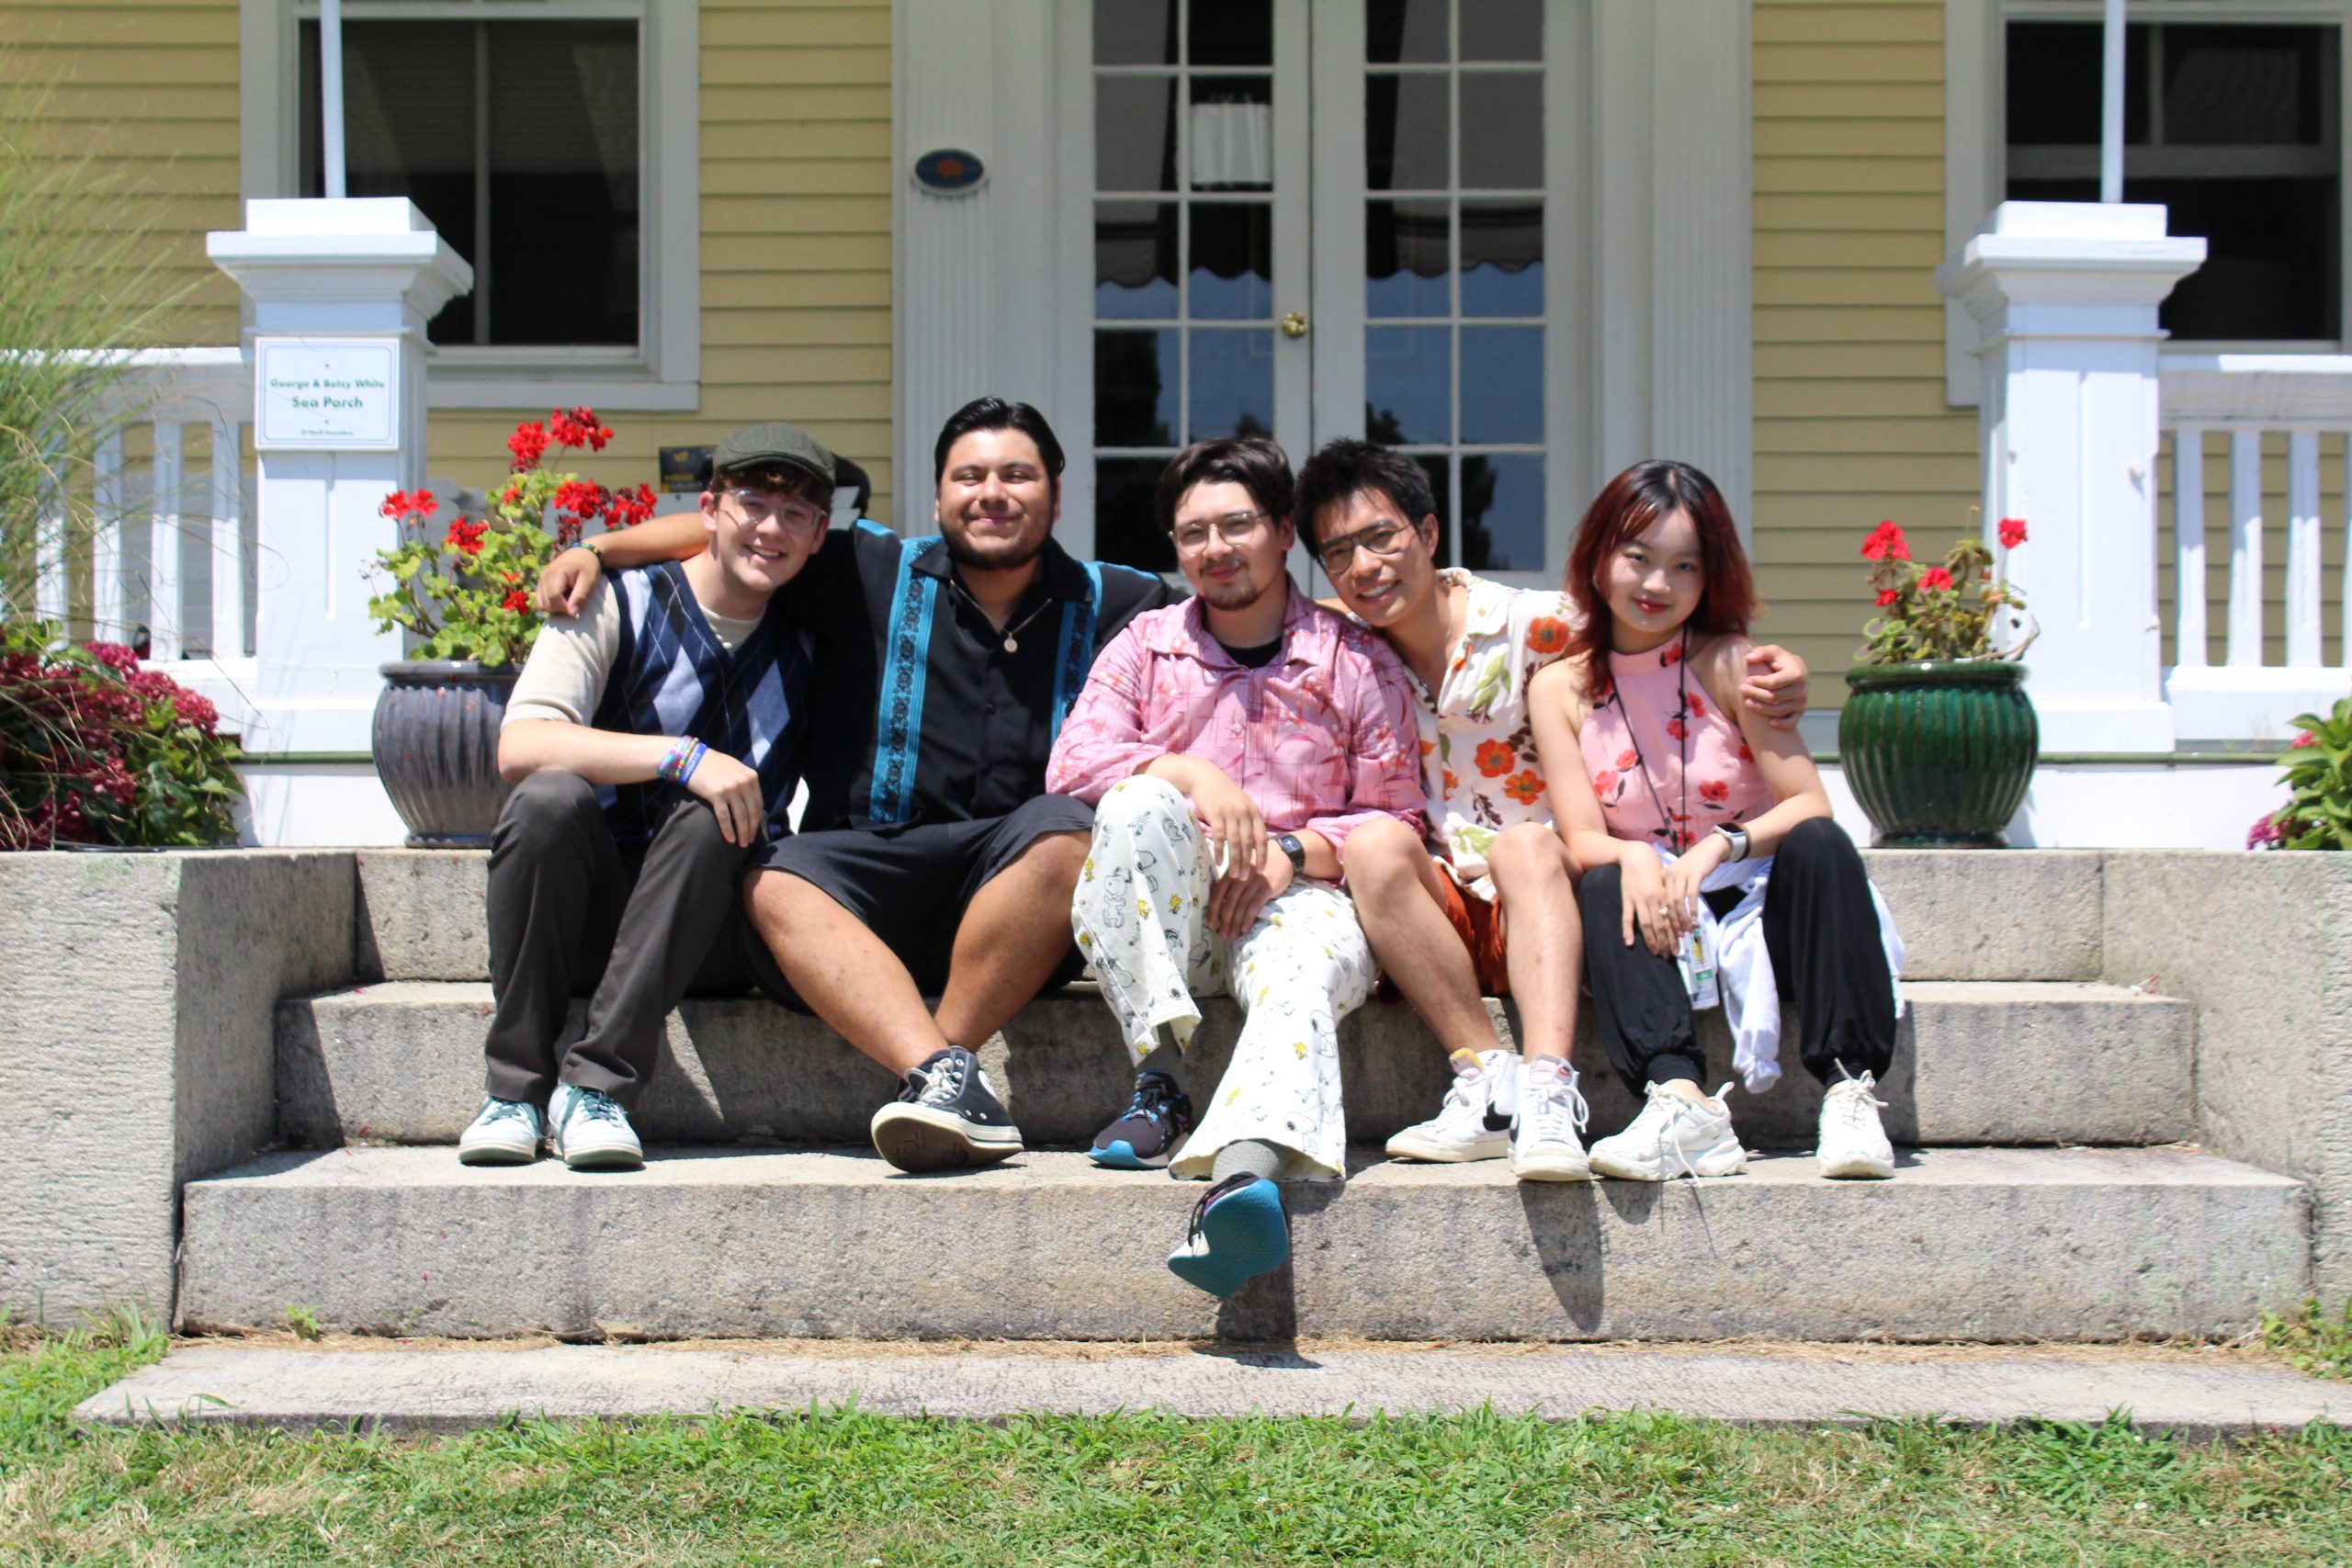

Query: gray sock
[{"left": 1210, "top": 1139, "right": 1284, "bottom": 1183}]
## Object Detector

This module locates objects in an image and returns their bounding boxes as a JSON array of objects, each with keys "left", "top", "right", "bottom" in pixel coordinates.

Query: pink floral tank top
[{"left": 1580, "top": 636, "right": 1775, "bottom": 852}]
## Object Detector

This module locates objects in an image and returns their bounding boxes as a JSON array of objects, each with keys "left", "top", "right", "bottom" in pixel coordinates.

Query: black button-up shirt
[{"left": 787, "top": 523, "right": 1176, "bottom": 831}]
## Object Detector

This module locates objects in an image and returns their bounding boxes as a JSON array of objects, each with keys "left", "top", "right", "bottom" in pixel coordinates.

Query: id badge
[{"left": 1679, "top": 925, "right": 1720, "bottom": 1010}]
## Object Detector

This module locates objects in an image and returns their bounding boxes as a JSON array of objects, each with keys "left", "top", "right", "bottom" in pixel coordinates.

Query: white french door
[{"left": 1066, "top": 0, "right": 1582, "bottom": 587}]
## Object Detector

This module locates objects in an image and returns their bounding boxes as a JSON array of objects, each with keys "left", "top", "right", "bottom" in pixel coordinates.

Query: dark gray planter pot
[{"left": 373, "top": 661, "right": 518, "bottom": 849}]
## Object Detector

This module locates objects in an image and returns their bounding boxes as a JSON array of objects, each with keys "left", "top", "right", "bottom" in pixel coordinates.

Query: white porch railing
[
  {"left": 2159, "top": 355, "right": 2352, "bottom": 741},
  {"left": 32, "top": 346, "right": 256, "bottom": 670}
]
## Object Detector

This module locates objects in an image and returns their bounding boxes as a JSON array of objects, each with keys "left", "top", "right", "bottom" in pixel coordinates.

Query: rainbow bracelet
[
  {"left": 659, "top": 736, "right": 702, "bottom": 784},
  {"left": 676, "top": 740, "right": 708, "bottom": 785}
]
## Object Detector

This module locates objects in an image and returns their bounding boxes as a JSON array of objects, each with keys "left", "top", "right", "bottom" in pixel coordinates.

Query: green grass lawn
[{"left": 6, "top": 1323, "right": 2350, "bottom": 1567}]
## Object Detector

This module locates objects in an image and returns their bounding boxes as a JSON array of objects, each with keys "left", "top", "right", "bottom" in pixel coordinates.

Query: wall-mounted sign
[
  {"left": 912, "top": 148, "right": 987, "bottom": 195},
  {"left": 254, "top": 338, "right": 400, "bottom": 451},
  {"left": 660, "top": 445, "right": 715, "bottom": 493}
]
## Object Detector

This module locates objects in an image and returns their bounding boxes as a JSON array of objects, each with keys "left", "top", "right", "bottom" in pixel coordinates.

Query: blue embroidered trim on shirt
[
  {"left": 868, "top": 534, "right": 942, "bottom": 825},
  {"left": 1051, "top": 558, "right": 1102, "bottom": 745}
]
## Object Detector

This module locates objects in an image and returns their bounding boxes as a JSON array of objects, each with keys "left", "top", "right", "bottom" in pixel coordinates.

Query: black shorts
[{"left": 744, "top": 793, "right": 1094, "bottom": 1008}]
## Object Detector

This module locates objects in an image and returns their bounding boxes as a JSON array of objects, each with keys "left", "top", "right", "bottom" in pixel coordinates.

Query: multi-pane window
[
  {"left": 2007, "top": 20, "right": 2340, "bottom": 342},
  {"left": 298, "top": 16, "right": 641, "bottom": 349},
  {"left": 1091, "top": 0, "right": 1282, "bottom": 570},
  {"left": 1361, "top": 0, "right": 1546, "bottom": 570}
]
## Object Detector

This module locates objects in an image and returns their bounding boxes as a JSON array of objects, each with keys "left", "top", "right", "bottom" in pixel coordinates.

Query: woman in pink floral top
[{"left": 1529, "top": 460, "right": 1902, "bottom": 1185}]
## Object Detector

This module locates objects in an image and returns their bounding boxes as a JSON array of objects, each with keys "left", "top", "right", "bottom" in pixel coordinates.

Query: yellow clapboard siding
[
  {"left": 1757, "top": 194, "right": 1945, "bottom": 230},
  {"left": 701, "top": 159, "right": 895, "bottom": 197},
  {"left": 1756, "top": 306, "right": 1951, "bottom": 344},
  {"left": 1754, "top": 6, "right": 1944, "bottom": 46},
  {"left": 1756, "top": 271, "right": 1944, "bottom": 308},
  {"left": 1755, "top": 43, "right": 1941, "bottom": 84},
  {"left": 702, "top": 120, "right": 889, "bottom": 159},
  {"left": 1756, "top": 157, "right": 1944, "bottom": 196},
  {"left": 704, "top": 233, "right": 894, "bottom": 271},
  {"left": 1754, "top": 231, "right": 1949, "bottom": 269},
  {"left": 703, "top": 48, "right": 889, "bottom": 85},
  {"left": 1757, "top": 344, "right": 1951, "bottom": 378},
  {"left": 702, "top": 272, "right": 892, "bottom": 309},
  {"left": 703, "top": 7, "right": 889, "bottom": 47},
  {"left": 1756, "top": 119, "right": 1944, "bottom": 157},
  {"left": 702, "top": 195, "right": 894, "bottom": 234},
  {"left": 701, "top": 84, "right": 890, "bottom": 122},
  {"left": 1754, "top": 83, "right": 1943, "bottom": 120}
]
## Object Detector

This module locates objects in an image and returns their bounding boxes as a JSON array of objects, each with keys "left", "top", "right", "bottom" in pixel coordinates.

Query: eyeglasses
[
  {"left": 1314, "top": 520, "right": 1414, "bottom": 576},
  {"left": 725, "top": 489, "right": 828, "bottom": 537},
  {"left": 1170, "top": 511, "right": 1271, "bottom": 554}
]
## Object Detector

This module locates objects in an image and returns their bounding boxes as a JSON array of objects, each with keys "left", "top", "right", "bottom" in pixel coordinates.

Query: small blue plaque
[{"left": 913, "top": 147, "right": 987, "bottom": 195}]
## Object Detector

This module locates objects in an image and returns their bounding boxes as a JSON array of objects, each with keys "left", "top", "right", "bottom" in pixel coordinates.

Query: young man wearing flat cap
[{"left": 459, "top": 421, "right": 832, "bottom": 1172}]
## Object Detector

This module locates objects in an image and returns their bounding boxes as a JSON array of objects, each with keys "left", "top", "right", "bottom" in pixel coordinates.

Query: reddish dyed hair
[{"left": 1563, "top": 459, "right": 1758, "bottom": 699}]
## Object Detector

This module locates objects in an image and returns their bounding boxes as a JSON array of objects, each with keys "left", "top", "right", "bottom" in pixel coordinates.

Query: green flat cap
[{"left": 712, "top": 421, "right": 835, "bottom": 488}]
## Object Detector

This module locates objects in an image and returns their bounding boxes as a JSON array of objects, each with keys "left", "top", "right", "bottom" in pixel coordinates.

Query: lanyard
[{"left": 1606, "top": 625, "right": 1691, "bottom": 852}]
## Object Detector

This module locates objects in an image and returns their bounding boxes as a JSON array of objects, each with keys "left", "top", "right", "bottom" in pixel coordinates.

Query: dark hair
[
  {"left": 712, "top": 460, "right": 831, "bottom": 506},
  {"left": 1563, "top": 459, "right": 1758, "bottom": 698},
  {"left": 932, "top": 397, "right": 1067, "bottom": 493},
  {"left": 1292, "top": 439, "right": 1437, "bottom": 549},
  {"left": 1154, "top": 437, "right": 1294, "bottom": 534}
]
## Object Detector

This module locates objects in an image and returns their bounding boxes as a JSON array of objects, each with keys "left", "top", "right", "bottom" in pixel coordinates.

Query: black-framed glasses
[
  {"left": 1170, "top": 510, "right": 1272, "bottom": 554},
  {"left": 1314, "top": 520, "right": 1414, "bottom": 576},
  {"left": 725, "top": 489, "right": 828, "bottom": 537}
]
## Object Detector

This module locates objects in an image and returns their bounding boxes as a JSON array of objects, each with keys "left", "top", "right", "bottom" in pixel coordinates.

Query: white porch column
[
  {"left": 1936, "top": 202, "right": 2205, "bottom": 753},
  {"left": 205, "top": 198, "right": 472, "bottom": 755}
]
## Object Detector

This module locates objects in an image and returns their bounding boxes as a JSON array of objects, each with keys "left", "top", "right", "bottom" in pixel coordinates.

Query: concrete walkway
[{"left": 77, "top": 1343, "right": 2344, "bottom": 1439}]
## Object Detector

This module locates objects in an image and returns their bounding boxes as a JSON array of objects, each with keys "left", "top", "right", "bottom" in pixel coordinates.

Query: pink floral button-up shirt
[{"left": 1046, "top": 581, "right": 1425, "bottom": 856}]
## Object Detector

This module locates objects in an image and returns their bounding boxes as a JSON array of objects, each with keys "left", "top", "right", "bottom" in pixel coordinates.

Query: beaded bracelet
[
  {"left": 676, "top": 740, "right": 709, "bottom": 785},
  {"left": 658, "top": 736, "right": 701, "bottom": 783}
]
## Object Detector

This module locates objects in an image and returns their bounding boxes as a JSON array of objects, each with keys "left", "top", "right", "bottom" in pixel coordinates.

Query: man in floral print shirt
[{"left": 1291, "top": 441, "right": 1808, "bottom": 1181}]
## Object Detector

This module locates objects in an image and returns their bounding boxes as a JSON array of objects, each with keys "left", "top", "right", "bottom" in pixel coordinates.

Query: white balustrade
[{"left": 2158, "top": 354, "right": 2352, "bottom": 741}]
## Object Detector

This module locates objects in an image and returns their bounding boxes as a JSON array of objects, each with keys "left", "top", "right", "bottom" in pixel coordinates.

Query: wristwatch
[
  {"left": 1713, "top": 823, "right": 1750, "bottom": 862},
  {"left": 1275, "top": 832, "right": 1308, "bottom": 874}
]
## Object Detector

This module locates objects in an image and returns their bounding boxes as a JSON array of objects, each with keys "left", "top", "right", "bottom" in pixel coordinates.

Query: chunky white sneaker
[
  {"left": 1817, "top": 1067, "right": 1895, "bottom": 1179},
  {"left": 548, "top": 1083, "right": 644, "bottom": 1172},
  {"left": 1385, "top": 1049, "right": 1518, "bottom": 1163},
  {"left": 1510, "top": 1061, "right": 1593, "bottom": 1182},
  {"left": 1588, "top": 1082, "right": 1747, "bottom": 1181},
  {"left": 457, "top": 1097, "right": 543, "bottom": 1166}
]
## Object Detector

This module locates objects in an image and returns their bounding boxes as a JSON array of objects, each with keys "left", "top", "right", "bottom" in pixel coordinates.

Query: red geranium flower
[
  {"left": 1919, "top": 566, "right": 1955, "bottom": 592},
  {"left": 604, "top": 483, "right": 659, "bottom": 529},
  {"left": 2290, "top": 730, "right": 2318, "bottom": 750},
  {"left": 554, "top": 479, "right": 607, "bottom": 520},
  {"left": 446, "top": 519, "right": 489, "bottom": 557},
  {"left": 1502, "top": 771, "right": 1544, "bottom": 807},
  {"left": 1861, "top": 521, "right": 1910, "bottom": 562},
  {"left": 502, "top": 589, "right": 531, "bottom": 614},
  {"left": 1475, "top": 739, "right": 1515, "bottom": 777},
  {"left": 1524, "top": 616, "right": 1568, "bottom": 656},
  {"left": 507, "top": 422, "right": 551, "bottom": 471},
  {"left": 1998, "top": 516, "right": 2029, "bottom": 550},
  {"left": 1876, "top": 588, "right": 1899, "bottom": 608},
  {"left": 379, "top": 488, "right": 436, "bottom": 522},
  {"left": 549, "top": 406, "right": 613, "bottom": 452}
]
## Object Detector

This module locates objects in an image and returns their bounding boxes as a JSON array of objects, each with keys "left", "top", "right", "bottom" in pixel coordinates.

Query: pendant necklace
[{"left": 951, "top": 578, "right": 1055, "bottom": 653}]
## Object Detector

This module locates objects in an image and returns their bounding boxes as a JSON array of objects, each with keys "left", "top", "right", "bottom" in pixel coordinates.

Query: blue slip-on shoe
[
  {"left": 1089, "top": 1069, "right": 1195, "bottom": 1169},
  {"left": 1166, "top": 1172, "right": 1289, "bottom": 1298}
]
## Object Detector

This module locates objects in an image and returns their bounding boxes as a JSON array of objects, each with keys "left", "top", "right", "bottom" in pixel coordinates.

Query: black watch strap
[{"left": 1276, "top": 832, "right": 1308, "bottom": 873}]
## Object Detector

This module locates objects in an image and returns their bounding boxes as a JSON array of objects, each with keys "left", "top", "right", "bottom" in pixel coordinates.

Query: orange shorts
[{"left": 1375, "top": 858, "right": 1512, "bottom": 1001}]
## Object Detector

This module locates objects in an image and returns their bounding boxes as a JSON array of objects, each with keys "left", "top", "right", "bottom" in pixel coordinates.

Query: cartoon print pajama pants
[{"left": 1071, "top": 776, "right": 1378, "bottom": 1182}]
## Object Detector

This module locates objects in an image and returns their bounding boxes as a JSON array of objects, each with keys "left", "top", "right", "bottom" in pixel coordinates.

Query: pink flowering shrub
[
  {"left": 0, "top": 624, "right": 243, "bottom": 848},
  {"left": 2248, "top": 698, "right": 2351, "bottom": 852}
]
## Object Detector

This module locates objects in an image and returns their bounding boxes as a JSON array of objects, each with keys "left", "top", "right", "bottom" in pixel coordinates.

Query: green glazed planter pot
[{"left": 1838, "top": 660, "right": 2038, "bottom": 848}]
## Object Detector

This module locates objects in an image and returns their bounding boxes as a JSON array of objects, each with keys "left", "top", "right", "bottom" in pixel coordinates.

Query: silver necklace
[{"left": 952, "top": 578, "right": 1055, "bottom": 653}]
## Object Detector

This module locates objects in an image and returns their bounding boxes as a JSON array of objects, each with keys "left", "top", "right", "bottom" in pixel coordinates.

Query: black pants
[
  {"left": 1578, "top": 817, "right": 1894, "bottom": 1096},
  {"left": 484, "top": 772, "right": 755, "bottom": 1108}
]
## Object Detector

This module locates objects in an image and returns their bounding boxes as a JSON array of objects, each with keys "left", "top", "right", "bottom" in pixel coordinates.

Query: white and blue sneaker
[
  {"left": 1090, "top": 1069, "right": 1195, "bottom": 1169},
  {"left": 457, "top": 1097, "right": 543, "bottom": 1166},
  {"left": 547, "top": 1082, "right": 644, "bottom": 1172},
  {"left": 1167, "top": 1172, "right": 1290, "bottom": 1298}
]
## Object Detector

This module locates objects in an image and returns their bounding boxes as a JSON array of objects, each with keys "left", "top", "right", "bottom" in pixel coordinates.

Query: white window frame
[
  {"left": 241, "top": 0, "right": 699, "bottom": 412},
  {"left": 1947, "top": 0, "right": 2352, "bottom": 405}
]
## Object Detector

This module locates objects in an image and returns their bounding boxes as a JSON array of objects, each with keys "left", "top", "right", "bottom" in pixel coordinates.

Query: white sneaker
[
  {"left": 1817, "top": 1067, "right": 1894, "bottom": 1179},
  {"left": 548, "top": 1083, "right": 644, "bottom": 1171},
  {"left": 1588, "top": 1081, "right": 1747, "bottom": 1181},
  {"left": 457, "top": 1097, "right": 543, "bottom": 1166},
  {"left": 1510, "top": 1061, "right": 1593, "bottom": 1182},
  {"left": 1385, "top": 1049, "right": 1518, "bottom": 1163}
]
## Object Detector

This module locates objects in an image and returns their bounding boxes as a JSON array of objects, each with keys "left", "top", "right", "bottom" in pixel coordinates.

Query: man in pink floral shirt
[{"left": 1046, "top": 436, "right": 1422, "bottom": 1298}]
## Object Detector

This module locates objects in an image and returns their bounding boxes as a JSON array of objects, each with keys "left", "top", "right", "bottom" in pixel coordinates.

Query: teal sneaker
[
  {"left": 1166, "top": 1172, "right": 1289, "bottom": 1298},
  {"left": 457, "top": 1097, "right": 543, "bottom": 1166},
  {"left": 548, "top": 1083, "right": 644, "bottom": 1171}
]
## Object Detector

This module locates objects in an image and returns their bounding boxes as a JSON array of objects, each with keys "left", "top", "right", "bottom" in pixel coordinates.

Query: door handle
[{"left": 1281, "top": 311, "right": 1309, "bottom": 339}]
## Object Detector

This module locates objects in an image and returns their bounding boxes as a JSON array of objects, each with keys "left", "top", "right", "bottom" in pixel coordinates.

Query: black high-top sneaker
[{"left": 869, "top": 1045, "right": 1024, "bottom": 1172}]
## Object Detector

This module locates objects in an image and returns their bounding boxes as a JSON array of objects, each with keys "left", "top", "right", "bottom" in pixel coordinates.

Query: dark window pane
[
  {"left": 1190, "top": 0, "right": 1272, "bottom": 67},
  {"left": 1096, "top": 0, "right": 1175, "bottom": 65},
  {"left": 1417, "top": 454, "right": 1453, "bottom": 567},
  {"left": 1366, "top": 73, "right": 1450, "bottom": 190},
  {"left": 1462, "top": 0, "right": 1540, "bottom": 62},
  {"left": 1097, "top": 75, "right": 1177, "bottom": 191},
  {"left": 1189, "top": 203, "right": 1272, "bottom": 319},
  {"left": 2011, "top": 174, "right": 2340, "bottom": 340},
  {"left": 1460, "top": 453, "right": 1544, "bottom": 571},
  {"left": 1460, "top": 327, "right": 1543, "bottom": 444},
  {"left": 485, "top": 22, "right": 639, "bottom": 346},
  {"left": 1368, "top": 0, "right": 1448, "bottom": 64},
  {"left": 1097, "top": 329, "right": 1180, "bottom": 446},
  {"left": 1460, "top": 72, "right": 1541, "bottom": 188},
  {"left": 1365, "top": 326, "right": 1452, "bottom": 445},
  {"left": 2007, "top": 22, "right": 2149, "bottom": 145},
  {"left": 1461, "top": 200, "right": 1542, "bottom": 315},
  {"left": 1367, "top": 199, "right": 1450, "bottom": 317},
  {"left": 1189, "top": 328, "right": 1275, "bottom": 440},
  {"left": 1097, "top": 201, "right": 1179, "bottom": 319},
  {"left": 1097, "top": 457, "right": 1177, "bottom": 571},
  {"left": 2164, "top": 26, "right": 2326, "bottom": 145},
  {"left": 1190, "top": 75, "right": 1273, "bottom": 191}
]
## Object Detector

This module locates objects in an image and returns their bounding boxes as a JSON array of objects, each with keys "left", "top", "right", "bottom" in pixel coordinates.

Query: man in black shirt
[{"left": 544, "top": 399, "right": 1172, "bottom": 1171}]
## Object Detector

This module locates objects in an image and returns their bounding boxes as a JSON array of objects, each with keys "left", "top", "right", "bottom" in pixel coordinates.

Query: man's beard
[
  {"left": 942, "top": 519, "right": 1047, "bottom": 573},
  {"left": 1196, "top": 566, "right": 1269, "bottom": 612}
]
